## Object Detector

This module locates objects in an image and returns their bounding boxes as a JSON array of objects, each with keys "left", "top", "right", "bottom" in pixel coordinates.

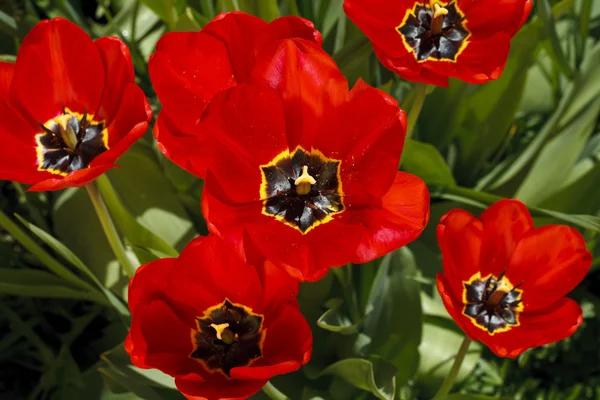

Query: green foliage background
[{"left": 1, "top": 0, "right": 600, "bottom": 399}]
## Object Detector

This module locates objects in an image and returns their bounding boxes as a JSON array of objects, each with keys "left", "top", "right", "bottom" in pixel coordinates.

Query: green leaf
[
  {"left": 402, "top": 139, "right": 455, "bottom": 186},
  {"left": 319, "top": 358, "right": 397, "bottom": 400},
  {"left": 447, "top": 395, "right": 512, "bottom": 400},
  {"left": 238, "top": 0, "right": 280, "bottom": 22},
  {"left": 0, "top": 268, "right": 103, "bottom": 302},
  {"left": 317, "top": 298, "right": 359, "bottom": 335},
  {"left": 537, "top": 0, "right": 574, "bottom": 79},
  {"left": 363, "top": 247, "right": 422, "bottom": 386},
  {"left": 139, "top": 0, "right": 185, "bottom": 29}
]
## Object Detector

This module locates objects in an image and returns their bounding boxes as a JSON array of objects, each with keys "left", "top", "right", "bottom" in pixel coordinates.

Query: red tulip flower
[
  {"left": 343, "top": 0, "right": 532, "bottom": 86},
  {"left": 436, "top": 199, "right": 592, "bottom": 357},
  {"left": 0, "top": 18, "right": 151, "bottom": 191},
  {"left": 126, "top": 235, "right": 312, "bottom": 400},
  {"left": 197, "top": 39, "right": 429, "bottom": 281},
  {"left": 149, "top": 11, "right": 322, "bottom": 178}
]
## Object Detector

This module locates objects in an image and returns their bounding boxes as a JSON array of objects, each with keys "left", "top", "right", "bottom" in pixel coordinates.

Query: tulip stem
[
  {"left": 86, "top": 181, "right": 136, "bottom": 278},
  {"left": 433, "top": 336, "right": 472, "bottom": 400},
  {"left": 404, "top": 82, "right": 428, "bottom": 141},
  {"left": 262, "top": 381, "right": 290, "bottom": 400}
]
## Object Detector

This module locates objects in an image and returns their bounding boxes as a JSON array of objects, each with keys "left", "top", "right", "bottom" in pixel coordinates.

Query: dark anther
[
  {"left": 191, "top": 300, "right": 264, "bottom": 377},
  {"left": 397, "top": 2, "right": 469, "bottom": 61},
  {"left": 463, "top": 274, "right": 523, "bottom": 334}
]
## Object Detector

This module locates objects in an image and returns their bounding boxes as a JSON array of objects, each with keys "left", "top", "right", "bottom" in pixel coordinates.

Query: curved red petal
[
  {"left": 175, "top": 375, "right": 266, "bottom": 400},
  {"left": 11, "top": 18, "right": 104, "bottom": 123},
  {"left": 458, "top": 0, "right": 530, "bottom": 38},
  {"left": 481, "top": 298, "right": 583, "bottom": 358},
  {"left": 268, "top": 16, "right": 322, "bottom": 46},
  {"left": 166, "top": 235, "right": 263, "bottom": 327},
  {"left": 149, "top": 31, "right": 236, "bottom": 136},
  {"left": 94, "top": 36, "right": 135, "bottom": 124},
  {"left": 507, "top": 225, "right": 592, "bottom": 311},
  {"left": 27, "top": 164, "right": 115, "bottom": 192},
  {"left": 126, "top": 299, "right": 199, "bottom": 377},
  {"left": 352, "top": 171, "right": 429, "bottom": 262},
  {"left": 479, "top": 199, "right": 533, "bottom": 278},
  {"left": 249, "top": 39, "right": 348, "bottom": 150},
  {"left": 91, "top": 83, "right": 151, "bottom": 165},
  {"left": 128, "top": 258, "right": 176, "bottom": 314},
  {"left": 0, "top": 61, "right": 14, "bottom": 96},
  {"left": 231, "top": 304, "right": 311, "bottom": 380},
  {"left": 196, "top": 84, "right": 288, "bottom": 203},
  {"left": 255, "top": 261, "right": 300, "bottom": 318},
  {"left": 437, "top": 208, "right": 483, "bottom": 299}
]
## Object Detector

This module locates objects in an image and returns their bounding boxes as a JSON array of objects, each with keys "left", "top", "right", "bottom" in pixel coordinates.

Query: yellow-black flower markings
[
  {"left": 190, "top": 299, "right": 265, "bottom": 378},
  {"left": 35, "top": 108, "right": 109, "bottom": 176},
  {"left": 461, "top": 272, "right": 524, "bottom": 335},
  {"left": 259, "top": 146, "right": 344, "bottom": 234},
  {"left": 396, "top": 0, "right": 471, "bottom": 63}
]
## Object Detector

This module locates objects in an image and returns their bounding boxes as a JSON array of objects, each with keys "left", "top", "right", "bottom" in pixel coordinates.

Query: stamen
[
  {"left": 431, "top": 3, "right": 448, "bottom": 35},
  {"left": 295, "top": 165, "right": 316, "bottom": 195}
]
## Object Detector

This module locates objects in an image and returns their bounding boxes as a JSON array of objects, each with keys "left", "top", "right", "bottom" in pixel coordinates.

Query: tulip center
[
  {"left": 396, "top": 1, "right": 470, "bottom": 62},
  {"left": 462, "top": 272, "right": 524, "bottom": 334},
  {"left": 260, "top": 147, "right": 344, "bottom": 234},
  {"left": 35, "top": 110, "right": 108, "bottom": 176},
  {"left": 191, "top": 299, "right": 264, "bottom": 377}
]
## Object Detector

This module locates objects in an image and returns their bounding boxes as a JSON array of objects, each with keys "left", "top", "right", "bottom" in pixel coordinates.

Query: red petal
[
  {"left": 94, "top": 36, "right": 135, "bottom": 124},
  {"left": 92, "top": 83, "right": 151, "bottom": 165},
  {"left": 231, "top": 304, "right": 311, "bottom": 380},
  {"left": 126, "top": 299, "right": 199, "bottom": 377},
  {"left": 249, "top": 39, "right": 347, "bottom": 150},
  {"left": 458, "top": 0, "right": 530, "bottom": 38},
  {"left": 437, "top": 208, "right": 483, "bottom": 299},
  {"left": 255, "top": 261, "right": 300, "bottom": 319},
  {"left": 0, "top": 61, "right": 14, "bottom": 96},
  {"left": 481, "top": 298, "right": 583, "bottom": 358},
  {"left": 175, "top": 376, "right": 266, "bottom": 400},
  {"left": 11, "top": 18, "right": 104, "bottom": 123},
  {"left": 479, "top": 199, "right": 533, "bottom": 278},
  {"left": 149, "top": 31, "right": 236, "bottom": 137},
  {"left": 166, "top": 235, "right": 263, "bottom": 327},
  {"left": 268, "top": 16, "right": 322, "bottom": 45},
  {"left": 202, "top": 12, "right": 268, "bottom": 83},
  {"left": 27, "top": 164, "right": 115, "bottom": 192},
  {"left": 352, "top": 171, "right": 429, "bottom": 262},
  {"left": 128, "top": 258, "right": 176, "bottom": 314},
  {"left": 506, "top": 225, "right": 592, "bottom": 311},
  {"left": 196, "top": 84, "right": 288, "bottom": 203}
]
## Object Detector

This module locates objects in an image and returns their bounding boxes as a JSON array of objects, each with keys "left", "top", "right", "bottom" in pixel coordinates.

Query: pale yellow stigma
[
  {"left": 294, "top": 165, "right": 316, "bottom": 195},
  {"left": 432, "top": 3, "right": 449, "bottom": 19},
  {"left": 55, "top": 115, "right": 78, "bottom": 150},
  {"left": 210, "top": 323, "right": 230, "bottom": 340}
]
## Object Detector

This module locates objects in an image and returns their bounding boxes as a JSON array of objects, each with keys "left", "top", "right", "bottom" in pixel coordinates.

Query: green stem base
[{"left": 433, "top": 336, "right": 472, "bottom": 400}]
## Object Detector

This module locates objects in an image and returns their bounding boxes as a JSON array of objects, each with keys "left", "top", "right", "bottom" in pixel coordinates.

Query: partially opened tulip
[
  {"left": 149, "top": 11, "right": 322, "bottom": 178},
  {"left": 343, "top": 0, "right": 532, "bottom": 86},
  {"left": 0, "top": 18, "right": 151, "bottom": 191},
  {"left": 125, "top": 235, "right": 312, "bottom": 400},
  {"left": 436, "top": 199, "right": 592, "bottom": 358}
]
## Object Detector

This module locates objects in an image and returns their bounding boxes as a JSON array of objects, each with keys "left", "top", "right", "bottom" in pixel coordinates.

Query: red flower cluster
[
  {"left": 344, "top": 0, "right": 532, "bottom": 86},
  {"left": 151, "top": 12, "right": 430, "bottom": 281},
  {"left": 436, "top": 200, "right": 592, "bottom": 357},
  {"left": 126, "top": 235, "right": 311, "bottom": 399},
  {"left": 0, "top": 18, "right": 151, "bottom": 191}
]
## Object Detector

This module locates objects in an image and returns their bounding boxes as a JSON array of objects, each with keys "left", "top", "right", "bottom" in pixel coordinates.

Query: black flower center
[
  {"left": 191, "top": 300, "right": 264, "bottom": 377},
  {"left": 397, "top": 2, "right": 469, "bottom": 61},
  {"left": 260, "top": 147, "right": 344, "bottom": 234},
  {"left": 463, "top": 272, "right": 523, "bottom": 334},
  {"left": 36, "top": 110, "right": 108, "bottom": 175}
]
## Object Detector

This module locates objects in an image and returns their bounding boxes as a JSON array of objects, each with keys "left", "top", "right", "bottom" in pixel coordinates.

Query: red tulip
[
  {"left": 344, "top": 0, "right": 532, "bottom": 86},
  {"left": 436, "top": 199, "right": 592, "bottom": 357},
  {"left": 126, "top": 235, "right": 312, "bottom": 400},
  {"left": 149, "top": 11, "right": 322, "bottom": 178},
  {"left": 0, "top": 18, "right": 151, "bottom": 191},
  {"left": 198, "top": 39, "right": 430, "bottom": 281}
]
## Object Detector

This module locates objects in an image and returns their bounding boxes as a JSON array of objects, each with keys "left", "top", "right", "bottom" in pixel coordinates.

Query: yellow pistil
[
  {"left": 210, "top": 323, "right": 234, "bottom": 344},
  {"left": 294, "top": 165, "right": 316, "bottom": 195},
  {"left": 431, "top": 3, "right": 448, "bottom": 35},
  {"left": 55, "top": 115, "right": 78, "bottom": 150}
]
